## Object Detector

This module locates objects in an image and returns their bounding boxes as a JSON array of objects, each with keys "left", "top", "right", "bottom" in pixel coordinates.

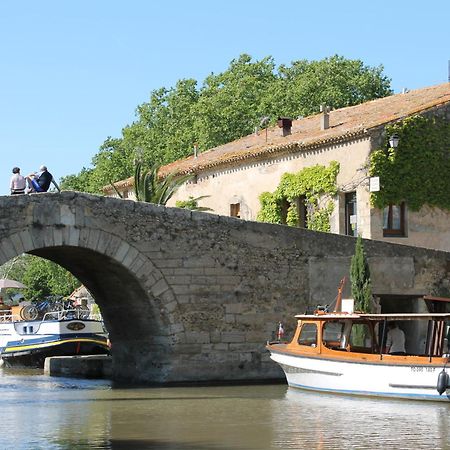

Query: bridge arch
[
  {"left": 1, "top": 192, "right": 449, "bottom": 384},
  {"left": 0, "top": 194, "right": 188, "bottom": 383}
]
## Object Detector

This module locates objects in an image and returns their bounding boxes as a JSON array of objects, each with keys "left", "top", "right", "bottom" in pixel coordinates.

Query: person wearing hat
[
  {"left": 10, "top": 167, "right": 26, "bottom": 195},
  {"left": 27, "top": 165, "right": 60, "bottom": 193}
]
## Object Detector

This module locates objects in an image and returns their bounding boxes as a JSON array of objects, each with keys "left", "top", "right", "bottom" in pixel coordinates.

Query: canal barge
[
  {"left": 267, "top": 310, "right": 450, "bottom": 402},
  {"left": 0, "top": 309, "right": 109, "bottom": 367}
]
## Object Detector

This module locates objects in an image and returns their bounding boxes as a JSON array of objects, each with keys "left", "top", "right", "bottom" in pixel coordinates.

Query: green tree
[
  {"left": 265, "top": 55, "right": 392, "bottom": 118},
  {"left": 0, "top": 255, "right": 80, "bottom": 302},
  {"left": 124, "top": 79, "right": 200, "bottom": 167},
  {"left": 60, "top": 167, "right": 95, "bottom": 192},
  {"left": 193, "top": 54, "right": 277, "bottom": 150},
  {"left": 62, "top": 54, "right": 391, "bottom": 193},
  {"left": 350, "top": 235, "right": 372, "bottom": 313}
]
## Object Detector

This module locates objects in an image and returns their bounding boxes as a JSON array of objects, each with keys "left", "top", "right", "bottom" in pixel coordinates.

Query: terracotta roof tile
[
  {"left": 159, "top": 83, "right": 450, "bottom": 177},
  {"left": 104, "top": 83, "right": 450, "bottom": 192}
]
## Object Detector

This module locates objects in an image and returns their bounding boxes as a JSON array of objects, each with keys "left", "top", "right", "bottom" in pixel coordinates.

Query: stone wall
[{"left": 0, "top": 192, "right": 449, "bottom": 384}]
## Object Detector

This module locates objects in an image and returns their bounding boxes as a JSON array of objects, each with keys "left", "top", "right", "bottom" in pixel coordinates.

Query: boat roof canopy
[{"left": 294, "top": 313, "right": 450, "bottom": 321}]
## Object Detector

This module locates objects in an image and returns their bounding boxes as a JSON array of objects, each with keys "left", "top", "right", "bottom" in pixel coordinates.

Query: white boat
[
  {"left": 267, "top": 310, "right": 450, "bottom": 402},
  {"left": 0, "top": 309, "right": 109, "bottom": 367}
]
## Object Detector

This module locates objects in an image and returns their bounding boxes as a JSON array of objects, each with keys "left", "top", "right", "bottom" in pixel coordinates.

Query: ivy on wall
[
  {"left": 257, "top": 161, "right": 340, "bottom": 231},
  {"left": 369, "top": 114, "right": 450, "bottom": 211}
]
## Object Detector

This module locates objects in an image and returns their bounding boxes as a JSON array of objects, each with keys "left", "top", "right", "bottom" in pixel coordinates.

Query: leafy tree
[
  {"left": 60, "top": 167, "right": 95, "bottom": 192},
  {"left": 350, "top": 235, "right": 372, "bottom": 313},
  {"left": 63, "top": 54, "right": 391, "bottom": 192},
  {"left": 134, "top": 162, "right": 193, "bottom": 205},
  {"left": 264, "top": 55, "right": 391, "bottom": 118},
  {"left": 193, "top": 54, "right": 277, "bottom": 150},
  {"left": 124, "top": 79, "right": 200, "bottom": 167},
  {"left": 0, "top": 255, "right": 80, "bottom": 302}
]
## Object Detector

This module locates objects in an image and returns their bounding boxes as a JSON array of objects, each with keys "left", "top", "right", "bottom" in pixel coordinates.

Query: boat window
[
  {"left": 323, "top": 321, "right": 347, "bottom": 349},
  {"left": 349, "top": 323, "right": 373, "bottom": 351},
  {"left": 298, "top": 323, "right": 317, "bottom": 347}
]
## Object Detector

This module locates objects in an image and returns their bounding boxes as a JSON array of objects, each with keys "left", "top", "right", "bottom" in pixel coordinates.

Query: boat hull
[
  {"left": 1, "top": 339, "right": 109, "bottom": 368},
  {"left": 269, "top": 349, "right": 450, "bottom": 402},
  {"left": 0, "top": 318, "right": 109, "bottom": 368}
]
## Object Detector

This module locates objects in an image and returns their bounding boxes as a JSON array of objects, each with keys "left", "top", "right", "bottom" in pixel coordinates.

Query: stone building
[{"left": 105, "top": 83, "right": 450, "bottom": 252}]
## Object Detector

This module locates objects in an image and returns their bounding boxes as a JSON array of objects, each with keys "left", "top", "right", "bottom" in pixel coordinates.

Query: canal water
[{"left": 1, "top": 368, "right": 449, "bottom": 449}]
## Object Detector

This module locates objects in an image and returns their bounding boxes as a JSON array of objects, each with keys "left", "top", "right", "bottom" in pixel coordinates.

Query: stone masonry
[{"left": 0, "top": 192, "right": 449, "bottom": 384}]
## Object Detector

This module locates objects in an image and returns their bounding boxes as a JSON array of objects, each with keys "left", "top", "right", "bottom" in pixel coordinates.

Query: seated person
[{"left": 27, "top": 165, "right": 59, "bottom": 192}]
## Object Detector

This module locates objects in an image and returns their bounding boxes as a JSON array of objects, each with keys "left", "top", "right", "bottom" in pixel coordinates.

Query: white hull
[
  {"left": 270, "top": 350, "right": 449, "bottom": 402},
  {"left": 0, "top": 316, "right": 109, "bottom": 367}
]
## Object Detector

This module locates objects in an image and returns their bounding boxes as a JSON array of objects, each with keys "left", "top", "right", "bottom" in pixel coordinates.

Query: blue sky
[{"left": 1, "top": 0, "right": 449, "bottom": 195}]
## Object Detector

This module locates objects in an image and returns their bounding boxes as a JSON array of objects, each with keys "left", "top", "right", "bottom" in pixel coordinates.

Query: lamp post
[{"left": 388, "top": 133, "right": 400, "bottom": 149}]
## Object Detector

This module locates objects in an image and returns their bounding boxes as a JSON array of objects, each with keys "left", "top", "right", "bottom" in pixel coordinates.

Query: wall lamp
[{"left": 388, "top": 133, "right": 400, "bottom": 149}]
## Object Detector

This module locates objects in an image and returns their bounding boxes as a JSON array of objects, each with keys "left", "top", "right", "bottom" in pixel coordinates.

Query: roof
[
  {"left": 294, "top": 313, "right": 450, "bottom": 321},
  {"left": 160, "top": 83, "right": 450, "bottom": 177},
  {"left": 104, "top": 83, "right": 450, "bottom": 192}
]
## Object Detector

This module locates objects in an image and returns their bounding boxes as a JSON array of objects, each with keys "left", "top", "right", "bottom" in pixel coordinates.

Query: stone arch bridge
[{"left": 1, "top": 192, "right": 449, "bottom": 384}]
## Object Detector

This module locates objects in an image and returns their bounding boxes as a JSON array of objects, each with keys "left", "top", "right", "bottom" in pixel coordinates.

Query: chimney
[
  {"left": 277, "top": 117, "right": 292, "bottom": 137},
  {"left": 320, "top": 105, "right": 330, "bottom": 130},
  {"left": 193, "top": 143, "right": 198, "bottom": 158}
]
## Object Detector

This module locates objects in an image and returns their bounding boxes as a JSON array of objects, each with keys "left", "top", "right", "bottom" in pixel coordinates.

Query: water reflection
[
  {"left": 272, "top": 389, "right": 450, "bottom": 449},
  {"left": 0, "top": 368, "right": 449, "bottom": 449}
]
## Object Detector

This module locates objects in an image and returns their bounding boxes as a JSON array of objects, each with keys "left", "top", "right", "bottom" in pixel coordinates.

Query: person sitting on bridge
[{"left": 27, "top": 165, "right": 60, "bottom": 193}]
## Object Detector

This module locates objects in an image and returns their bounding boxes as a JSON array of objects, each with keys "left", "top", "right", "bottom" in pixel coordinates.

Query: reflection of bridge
[{"left": 1, "top": 192, "right": 449, "bottom": 384}]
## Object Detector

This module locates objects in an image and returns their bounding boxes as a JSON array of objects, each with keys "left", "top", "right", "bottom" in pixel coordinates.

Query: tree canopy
[
  {"left": 0, "top": 255, "right": 80, "bottom": 302},
  {"left": 61, "top": 54, "right": 392, "bottom": 194}
]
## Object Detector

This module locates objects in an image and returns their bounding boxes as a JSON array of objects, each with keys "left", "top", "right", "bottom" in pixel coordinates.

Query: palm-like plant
[{"left": 134, "top": 162, "right": 193, "bottom": 205}]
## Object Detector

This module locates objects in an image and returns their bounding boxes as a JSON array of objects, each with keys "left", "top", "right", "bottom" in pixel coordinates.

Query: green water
[{"left": 0, "top": 368, "right": 449, "bottom": 449}]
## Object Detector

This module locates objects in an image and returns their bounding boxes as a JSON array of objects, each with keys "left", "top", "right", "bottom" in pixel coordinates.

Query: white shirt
[
  {"left": 10, "top": 173, "right": 26, "bottom": 191},
  {"left": 386, "top": 327, "right": 406, "bottom": 353}
]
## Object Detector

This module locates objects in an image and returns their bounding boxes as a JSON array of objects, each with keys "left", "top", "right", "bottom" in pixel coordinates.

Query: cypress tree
[{"left": 350, "top": 235, "right": 372, "bottom": 313}]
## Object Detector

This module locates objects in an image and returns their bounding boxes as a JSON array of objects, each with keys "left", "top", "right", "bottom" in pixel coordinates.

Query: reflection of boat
[
  {"left": 0, "top": 309, "right": 109, "bottom": 368},
  {"left": 266, "top": 310, "right": 450, "bottom": 402}
]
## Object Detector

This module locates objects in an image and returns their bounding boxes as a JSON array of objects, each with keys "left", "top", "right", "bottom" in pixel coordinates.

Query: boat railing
[
  {"left": 0, "top": 312, "right": 21, "bottom": 323},
  {"left": 42, "top": 308, "right": 91, "bottom": 321}
]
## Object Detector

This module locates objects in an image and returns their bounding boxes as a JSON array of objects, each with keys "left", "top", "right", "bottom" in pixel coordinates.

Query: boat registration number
[{"left": 410, "top": 366, "right": 436, "bottom": 373}]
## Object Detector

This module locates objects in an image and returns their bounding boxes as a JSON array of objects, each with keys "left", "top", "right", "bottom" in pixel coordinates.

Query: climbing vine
[
  {"left": 257, "top": 161, "right": 340, "bottom": 231},
  {"left": 369, "top": 114, "right": 450, "bottom": 211}
]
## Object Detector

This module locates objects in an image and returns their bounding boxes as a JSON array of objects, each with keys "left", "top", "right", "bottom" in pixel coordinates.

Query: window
[
  {"left": 349, "top": 323, "right": 372, "bottom": 350},
  {"left": 323, "top": 321, "right": 346, "bottom": 348},
  {"left": 230, "top": 203, "right": 240, "bottom": 218},
  {"left": 298, "top": 323, "right": 317, "bottom": 346},
  {"left": 295, "top": 196, "right": 308, "bottom": 228},
  {"left": 383, "top": 203, "right": 406, "bottom": 237},
  {"left": 281, "top": 197, "right": 307, "bottom": 228},
  {"left": 345, "top": 192, "right": 357, "bottom": 236}
]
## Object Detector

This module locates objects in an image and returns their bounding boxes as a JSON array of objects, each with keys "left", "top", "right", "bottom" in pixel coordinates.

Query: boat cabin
[{"left": 289, "top": 313, "right": 450, "bottom": 362}]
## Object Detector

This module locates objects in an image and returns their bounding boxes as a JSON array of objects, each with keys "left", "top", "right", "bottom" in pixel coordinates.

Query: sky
[{"left": 1, "top": 0, "right": 449, "bottom": 195}]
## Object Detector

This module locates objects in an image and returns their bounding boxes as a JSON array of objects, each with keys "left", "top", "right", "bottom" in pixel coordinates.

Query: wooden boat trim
[
  {"left": 268, "top": 347, "right": 448, "bottom": 367},
  {"left": 294, "top": 313, "right": 450, "bottom": 320}
]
